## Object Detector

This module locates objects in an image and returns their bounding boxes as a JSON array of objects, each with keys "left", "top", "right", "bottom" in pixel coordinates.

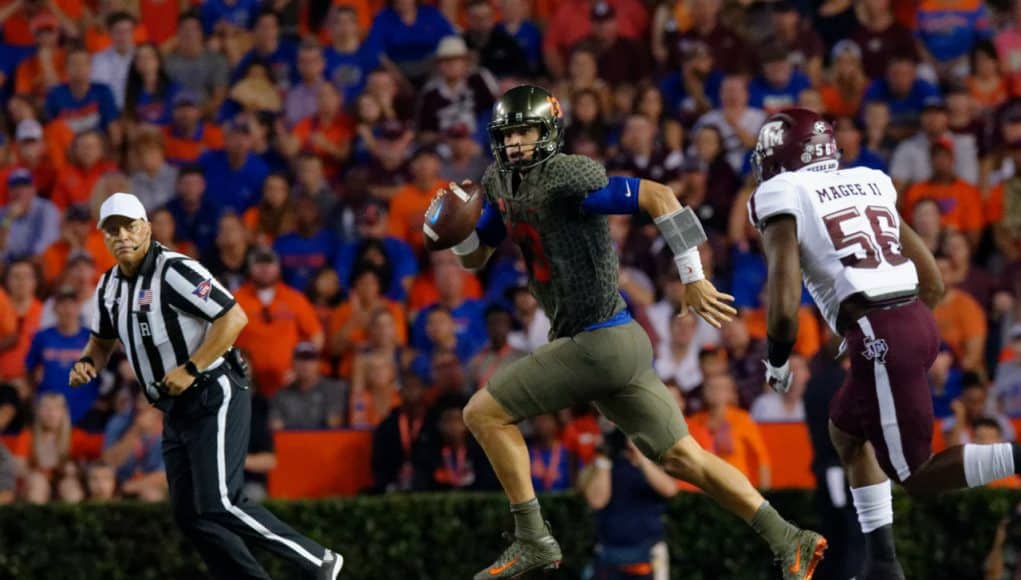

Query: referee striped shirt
[{"left": 90, "top": 242, "right": 236, "bottom": 404}]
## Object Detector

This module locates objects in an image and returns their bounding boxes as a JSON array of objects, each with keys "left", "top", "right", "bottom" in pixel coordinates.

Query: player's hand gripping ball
[{"left": 422, "top": 180, "right": 484, "bottom": 251}]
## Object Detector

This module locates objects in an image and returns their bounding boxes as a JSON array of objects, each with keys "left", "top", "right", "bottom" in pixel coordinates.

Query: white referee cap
[{"left": 98, "top": 192, "right": 148, "bottom": 229}]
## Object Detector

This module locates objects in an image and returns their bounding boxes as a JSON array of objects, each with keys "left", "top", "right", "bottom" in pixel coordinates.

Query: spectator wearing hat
[
  {"left": 26, "top": 286, "right": 98, "bottom": 423},
  {"left": 234, "top": 247, "right": 324, "bottom": 397},
  {"left": 819, "top": 40, "right": 869, "bottom": 118},
  {"left": 323, "top": 6, "right": 382, "bottom": 106},
  {"left": 198, "top": 116, "right": 270, "bottom": 213},
  {"left": 44, "top": 47, "right": 119, "bottom": 136},
  {"left": 658, "top": 39, "right": 723, "bottom": 124},
  {"left": 163, "top": 165, "right": 222, "bottom": 256},
  {"left": 0, "top": 260, "right": 42, "bottom": 384},
  {"left": 270, "top": 343, "right": 347, "bottom": 430},
  {"left": 39, "top": 204, "right": 114, "bottom": 286},
  {"left": 164, "top": 11, "right": 230, "bottom": 117},
  {"left": 891, "top": 96, "right": 980, "bottom": 193},
  {"left": 388, "top": 145, "right": 446, "bottom": 254},
  {"left": 90, "top": 11, "right": 138, "bottom": 109},
  {"left": 849, "top": 0, "right": 919, "bottom": 81},
  {"left": 0, "top": 168, "right": 60, "bottom": 263},
  {"left": 464, "top": 0, "right": 529, "bottom": 80},
  {"left": 543, "top": 0, "right": 648, "bottom": 78},
  {"left": 51, "top": 130, "right": 118, "bottom": 210},
  {"left": 13, "top": 12, "right": 66, "bottom": 100},
  {"left": 494, "top": 0, "right": 544, "bottom": 78},
  {"left": 416, "top": 35, "right": 497, "bottom": 143},
  {"left": 335, "top": 199, "right": 418, "bottom": 303},
  {"left": 0, "top": 119, "right": 59, "bottom": 201},
  {"left": 583, "top": 1, "right": 649, "bottom": 86},
  {"left": 834, "top": 117, "right": 887, "bottom": 172},
  {"left": 763, "top": 1, "right": 824, "bottom": 86},
  {"left": 161, "top": 90, "right": 225, "bottom": 165},
  {"left": 862, "top": 54, "right": 941, "bottom": 139},
  {"left": 442, "top": 123, "right": 490, "bottom": 184},
  {"left": 747, "top": 44, "right": 811, "bottom": 115},
  {"left": 273, "top": 193, "right": 338, "bottom": 292},
  {"left": 365, "top": 0, "right": 455, "bottom": 86},
  {"left": 129, "top": 131, "right": 178, "bottom": 211}
]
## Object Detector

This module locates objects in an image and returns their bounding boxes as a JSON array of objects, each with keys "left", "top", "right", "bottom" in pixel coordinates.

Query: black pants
[{"left": 163, "top": 366, "right": 326, "bottom": 579}]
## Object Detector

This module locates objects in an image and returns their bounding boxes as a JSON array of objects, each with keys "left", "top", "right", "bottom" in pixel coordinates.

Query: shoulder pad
[{"left": 545, "top": 154, "right": 608, "bottom": 196}]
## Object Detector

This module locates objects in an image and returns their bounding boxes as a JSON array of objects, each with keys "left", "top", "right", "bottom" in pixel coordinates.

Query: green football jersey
[{"left": 481, "top": 153, "right": 627, "bottom": 339}]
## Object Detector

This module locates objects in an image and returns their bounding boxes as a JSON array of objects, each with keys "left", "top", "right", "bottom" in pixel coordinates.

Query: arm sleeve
[
  {"left": 163, "top": 259, "right": 237, "bottom": 322},
  {"left": 476, "top": 198, "right": 507, "bottom": 246},
  {"left": 90, "top": 275, "right": 117, "bottom": 339},
  {"left": 746, "top": 176, "right": 804, "bottom": 239},
  {"left": 580, "top": 176, "right": 641, "bottom": 215}
]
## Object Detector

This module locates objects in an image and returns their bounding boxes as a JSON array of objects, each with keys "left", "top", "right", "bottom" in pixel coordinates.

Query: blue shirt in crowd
[
  {"left": 863, "top": 78, "right": 940, "bottom": 126},
  {"left": 200, "top": 0, "right": 260, "bottom": 33},
  {"left": 44, "top": 83, "right": 119, "bottom": 133},
  {"left": 273, "top": 229, "right": 338, "bottom": 292},
  {"left": 103, "top": 410, "right": 165, "bottom": 483},
  {"left": 366, "top": 6, "right": 454, "bottom": 65},
  {"left": 198, "top": 150, "right": 269, "bottom": 213},
  {"left": 748, "top": 71, "right": 812, "bottom": 112},
  {"left": 325, "top": 41, "right": 382, "bottom": 104},
  {"left": 334, "top": 238, "right": 418, "bottom": 303},
  {"left": 25, "top": 327, "right": 96, "bottom": 424}
]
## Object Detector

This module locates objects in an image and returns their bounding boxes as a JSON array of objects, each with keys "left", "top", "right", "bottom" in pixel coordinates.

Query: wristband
[
  {"left": 594, "top": 457, "right": 613, "bottom": 470},
  {"left": 451, "top": 230, "right": 480, "bottom": 256},
  {"left": 674, "top": 248, "right": 705, "bottom": 284},
  {"left": 77, "top": 356, "right": 95, "bottom": 368},
  {"left": 184, "top": 360, "right": 200, "bottom": 377},
  {"left": 767, "top": 336, "right": 795, "bottom": 367}
]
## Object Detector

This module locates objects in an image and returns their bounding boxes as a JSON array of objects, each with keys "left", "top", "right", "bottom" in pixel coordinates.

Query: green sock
[
  {"left": 510, "top": 498, "right": 546, "bottom": 540},
  {"left": 749, "top": 501, "right": 799, "bottom": 554}
]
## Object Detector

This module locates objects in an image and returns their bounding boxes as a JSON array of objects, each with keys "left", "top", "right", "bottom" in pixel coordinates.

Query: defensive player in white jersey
[{"left": 750, "top": 109, "right": 1021, "bottom": 579}]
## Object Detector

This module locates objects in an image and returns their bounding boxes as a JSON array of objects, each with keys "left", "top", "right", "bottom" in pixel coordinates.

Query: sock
[
  {"left": 510, "top": 498, "right": 546, "bottom": 540},
  {"left": 863, "top": 524, "right": 898, "bottom": 563},
  {"left": 964, "top": 443, "right": 1016, "bottom": 487},
  {"left": 850, "top": 480, "right": 893, "bottom": 534},
  {"left": 749, "top": 501, "right": 799, "bottom": 554}
]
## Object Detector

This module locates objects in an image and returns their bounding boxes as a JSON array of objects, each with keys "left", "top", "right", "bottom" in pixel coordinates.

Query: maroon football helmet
[{"left": 751, "top": 108, "right": 839, "bottom": 182}]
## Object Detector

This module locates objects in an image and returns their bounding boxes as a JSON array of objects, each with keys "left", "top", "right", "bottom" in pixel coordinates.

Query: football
[{"left": 422, "top": 180, "right": 484, "bottom": 251}]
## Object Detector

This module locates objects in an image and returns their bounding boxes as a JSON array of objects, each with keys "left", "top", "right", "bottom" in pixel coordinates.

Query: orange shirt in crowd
[
  {"left": 0, "top": 290, "right": 30, "bottom": 380},
  {"left": 406, "top": 269, "right": 484, "bottom": 313},
  {"left": 0, "top": 160, "right": 59, "bottom": 204},
  {"left": 139, "top": 0, "right": 180, "bottom": 44},
  {"left": 743, "top": 307, "right": 822, "bottom": 360},
  {"left": 986, "top": 183, "right": 1006, "bottom": 224},
  {"left": 689, "top": 407, "right": 771, "bottom": 483},
  {"left": 39, "top": 232, "right": 115, "bottom": 286},
  {"left": 933, "top": 288, "right": 987, "bottom": 362},
  {"left": 676, "top": 420, "right": 713, "bottom": 492},
  {"left": 819, "top": 84, "right": 864, "bottom": 118},
  {"left": 293, "top": 114, "right": 354, "bottom": 182},
  {"left": 50, "top": 160, "right": 119, "bottom": 210},
  {"left": 8, "top": 428, "right": 103, "bottom": 462},
  {"left": 562, "top": 414, "right": 601, "bottom": 466},
  {"left": 43, "top": 118, "right": 74, "bottom": 170},
  {"left": 966, "top": 77, "right": 1009, "bottom": 109},
  {"left": 14, "top": 49, "right": 67, "bottom": 99},
  {"left": 902, "top": 179, "right": 985, "bottom": 233},
  {"left": 163, "top": 123, "right": 224, "bottom": 165},
  {"left": 327, "top": 299, "right": 407, "bottom": 378},
  {"left": 234, "top": 282, "right": 323, "bottom": 397},
  {"left": 388, "top": 179, "right": 445, "bottom": 253},
  {"left": 0, "top": 0, "right": 83, "bottom": 46}
]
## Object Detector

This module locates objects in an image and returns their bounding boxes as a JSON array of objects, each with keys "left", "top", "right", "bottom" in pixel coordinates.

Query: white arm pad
[{"left": 451, "top": 231, "right": 480, "bottom": 256}]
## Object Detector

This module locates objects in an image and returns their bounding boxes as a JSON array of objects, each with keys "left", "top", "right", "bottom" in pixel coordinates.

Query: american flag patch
[
  {"left": 192, "top": 279, "right": 212, "bottom": 301},
  {"left": 138, "top": 289, "right": 153, "bottom": 306}
]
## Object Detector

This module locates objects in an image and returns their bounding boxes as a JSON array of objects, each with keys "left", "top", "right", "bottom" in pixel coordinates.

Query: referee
[{"left": 69, "top": 193, "right": 344, "bottom": 580}]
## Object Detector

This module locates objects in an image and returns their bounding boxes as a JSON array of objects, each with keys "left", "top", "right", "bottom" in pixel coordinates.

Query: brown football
[{"left": 422, "top": 180, "right": 484, "bottom": 251}]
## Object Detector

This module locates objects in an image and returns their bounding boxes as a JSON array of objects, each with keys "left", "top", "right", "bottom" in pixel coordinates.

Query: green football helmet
[{"left": 488, "top": 85, "right": 564, "bottom": 172}]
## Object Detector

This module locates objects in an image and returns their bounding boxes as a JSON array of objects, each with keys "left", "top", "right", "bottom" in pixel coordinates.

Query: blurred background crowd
[{"left": 0, "top": 0, "right": 1020, "bottom": 573}]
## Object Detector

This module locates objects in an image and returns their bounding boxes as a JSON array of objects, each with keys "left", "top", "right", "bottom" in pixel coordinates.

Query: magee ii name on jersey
[
  {"left": 748, "top": 166, "right": 919, "bottom": 334},
  {"left": 481, "top": 154, "right": 626, "bottom": 339}
]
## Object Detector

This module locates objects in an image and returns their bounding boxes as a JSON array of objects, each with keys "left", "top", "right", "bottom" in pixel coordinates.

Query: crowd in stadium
[{"left": 0, "top": 0, "right": 1018, "bottom": 520}]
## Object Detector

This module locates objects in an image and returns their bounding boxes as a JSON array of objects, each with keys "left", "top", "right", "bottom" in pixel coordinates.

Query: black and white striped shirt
[{"left": 90, "top": 242, "right": 236, "bottom": 403}]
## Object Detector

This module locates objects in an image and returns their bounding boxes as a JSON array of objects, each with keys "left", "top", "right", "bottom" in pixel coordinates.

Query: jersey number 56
[{"left": 823, "top": 205, "right": 908, "bottom": 269}]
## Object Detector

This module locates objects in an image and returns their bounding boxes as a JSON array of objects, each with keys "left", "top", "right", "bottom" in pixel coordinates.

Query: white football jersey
[{"left": 748, "top": 165, "right": 919, "bottom": 333}]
